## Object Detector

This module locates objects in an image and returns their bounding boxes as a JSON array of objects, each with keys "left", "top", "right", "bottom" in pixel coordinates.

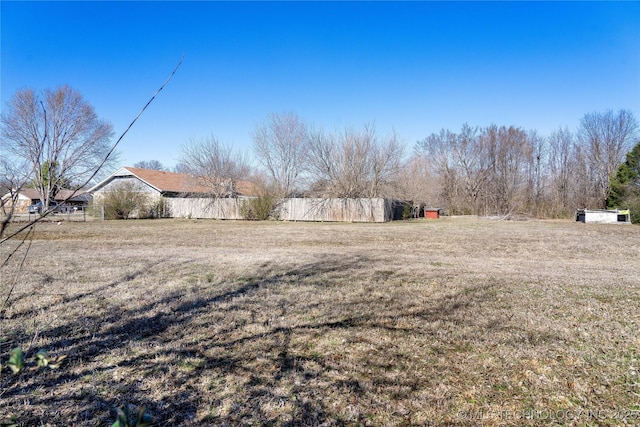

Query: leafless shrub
[{"left": 98, "top": 181, "right": 149, "bottom": 219}]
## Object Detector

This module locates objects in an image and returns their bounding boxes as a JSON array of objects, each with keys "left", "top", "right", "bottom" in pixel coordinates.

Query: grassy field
[{"left": 1, "top": 218, "right": 639, "bottom": 426}]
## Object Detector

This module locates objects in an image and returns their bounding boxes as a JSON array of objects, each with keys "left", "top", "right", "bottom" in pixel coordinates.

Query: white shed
[{"left": 575, "top": 209, "right": 631, "bottom": 224}]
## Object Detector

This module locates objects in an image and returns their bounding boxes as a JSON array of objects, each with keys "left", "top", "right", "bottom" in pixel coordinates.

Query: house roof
[
  {"left": 13, "top": 188, "right": 39, "bottom": 200},
  {"left": 123, "top": 167, "right": 210, "bottom": 194},
  {"left": 90, "top": 167, "right": 259, "bottom": 197},
  {"left": 236, "top": 180, "right": 259, "bottom": 197}
]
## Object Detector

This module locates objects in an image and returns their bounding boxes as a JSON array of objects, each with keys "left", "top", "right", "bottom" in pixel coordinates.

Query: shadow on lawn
[{"left": 1, "top": 254, "right": 499, "bottom": 426}]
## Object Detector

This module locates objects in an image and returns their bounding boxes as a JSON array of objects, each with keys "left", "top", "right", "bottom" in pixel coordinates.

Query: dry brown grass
[{"left": 1, "top": 218, "right": 639, "bottom": 426}]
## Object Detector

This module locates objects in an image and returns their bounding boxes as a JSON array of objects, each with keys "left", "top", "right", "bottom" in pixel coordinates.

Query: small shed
[
  {"left": 424, "top": 208, "right": 441, "bottom": 219},
  {"left": 575, "top": 209, "right": 631, "bottom": 224}
]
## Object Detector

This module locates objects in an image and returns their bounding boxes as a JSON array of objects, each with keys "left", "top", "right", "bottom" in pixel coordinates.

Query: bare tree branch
[
  {"left": 0, "top": 54, "right": 184, "bottom": 244},
  {"left": 178, "top": 135, "right": 251, "bottom": 198},
  {"left": 578, "top": 109, "right": 639, "bottom": 208},
  {"left": 307, "top": 124, "right": 404, "bottom": 199},
  {"left": 252, "top": 112, "right": 308, "bottom": 197}
]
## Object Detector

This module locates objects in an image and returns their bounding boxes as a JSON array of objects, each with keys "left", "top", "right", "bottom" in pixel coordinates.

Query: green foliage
[
  {"left": 608, "top": 141, "right": 640, "bottom": 223},
  {"left": 1, "top": 346, "right": 66, "bottom": 375},
  {"left": 111, "top": 406, "right": 153, "bottom": 427},
  {"left": 0, "top": 416, "right": 18, "bottom": 427},
  {"left": 0, "top": 345, "right": 146, "bottom": 426},
  {"left": 32, "top": 160, "right": 70, "bottom": 199},
  {"left": 6, "top": 347, "right": 24, "bottom": 374},
  {"left": 34, "top": 349, "right": 65, "bottom": 369},
  {"left": 240, "top": 194, "right": 279, "bottom": 220},
  {"left": 401, "top": 203, "right": 413, "bottom": 220}
]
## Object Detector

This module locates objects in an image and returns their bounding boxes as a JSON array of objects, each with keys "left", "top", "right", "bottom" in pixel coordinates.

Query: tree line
[
  {"left": 160, "top": 113, "right": 406, "bottom": 204},
  {"left": 175, "top": 110, "right": 638, "bottom": 219},
  {"left": 414, "top": 110, "right": 638, "bottom": 218},
  {"left": 2, "top": 85, "right": 639, "bottom": 220}
]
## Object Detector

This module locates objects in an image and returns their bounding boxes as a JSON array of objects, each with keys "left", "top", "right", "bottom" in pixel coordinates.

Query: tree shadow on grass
[
  {"left": 1, "top": 254, "right": 500, "bottom": 426},
  {"left": 1, "top": 256, "right": 178, "bottom": 323}
]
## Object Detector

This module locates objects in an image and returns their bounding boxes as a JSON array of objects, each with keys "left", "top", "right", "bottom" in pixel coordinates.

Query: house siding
[{"left": 92, "top": 176, "right": 160, "bottom": 196}]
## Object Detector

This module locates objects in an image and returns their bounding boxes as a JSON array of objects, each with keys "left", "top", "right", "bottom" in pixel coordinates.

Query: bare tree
[
  {"left": 396, "top": 152, "right": 439, "bottom": 215},
  {"left": 416, "top": 125, "right": 494, "bottom": 215},
  {"left": 252, "top": 112, "right": 309, "bottom": 197},
  {"left": 369, "top": 128, "right": 405, "bottom": 198},
  {"left": 1, "top": 60, "right": 181, "bottom": 245},
  {"left": 417, "top": 124, "right": 545, "bottom": 216},
  {"left": 415, "top": 129, "right": 461, "bottom": 213},
  {"left": 413, "top": 112, "right": 638, "bottom": 217},
  {"left": 484, "top": 125, "right": 535, "bottom": 215},
  {"left": 546, "top": 127, "right": 580, "bottom": 216},
  {"left": 133, "top": 160, "right": 167, "bottom": 171},
  {"left": 453, "top": 125, "right": 495, "bottom": 214},
  {"left": 172, "top": 163, "right": 190, "bottom": 174},
  {"left": 178, "top": 136, "right": 251, "bottom": 198},
  {"left": 520, "top": 130, "right": 546, "bottom": 217},
  {"left": 1, "top": 85, "right": 115, "bottom": 211},
  {"left": 307, "top": 124, "right": 404, "bottom": 198},
  {"left": 1, "top": 57, "right": 182, "bottom": 335},
  {"left": 578, "top": 109, "right": 639, "bottom": 208},
  {"left": 0, "top": 156, "right": 30, "bottom": 236}
]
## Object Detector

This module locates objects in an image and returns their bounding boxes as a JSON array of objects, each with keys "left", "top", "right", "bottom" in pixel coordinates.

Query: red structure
[{"left": 424, "top": 208, "right": 440, "bottom": 219}]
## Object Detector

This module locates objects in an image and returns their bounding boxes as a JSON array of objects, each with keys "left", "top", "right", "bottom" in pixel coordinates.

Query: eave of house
[{"left": 88, "top": 167, "right": 163, "bottom": 193}]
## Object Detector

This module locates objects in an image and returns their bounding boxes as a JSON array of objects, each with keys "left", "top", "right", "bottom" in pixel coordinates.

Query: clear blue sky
[{"left": 2, "top": 1, "right": 639, "bottom": 169}]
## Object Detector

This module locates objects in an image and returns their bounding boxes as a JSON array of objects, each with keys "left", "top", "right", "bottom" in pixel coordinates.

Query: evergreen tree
[{"left": 608, "top": 141, "right": 640, "bottom": 223}]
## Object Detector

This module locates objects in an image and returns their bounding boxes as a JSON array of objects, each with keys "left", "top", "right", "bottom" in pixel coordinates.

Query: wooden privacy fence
[
  {"left": 166, "top": 197, "right": 396, "bottom": 222},
  {"left": 278, "top": 198, "right": 393, "bottom": 223},
  {"left": 167, "top": 197, "right": 243, "bottom": 219}
]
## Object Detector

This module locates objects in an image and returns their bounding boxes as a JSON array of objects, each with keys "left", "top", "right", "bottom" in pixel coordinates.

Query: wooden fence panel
[
  {"left": 167, "top": 198, "right": 242, "bottom": 219},
  {"left": 166, "top": 197, "right": 394, "bottom": 222},
  {"left": 277, "top": 198, "right": 391, "bottom": 222}
]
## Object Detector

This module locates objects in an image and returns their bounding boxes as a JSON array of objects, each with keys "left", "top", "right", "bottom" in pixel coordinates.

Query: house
[
  {"left": 89, "top": 167, "right": 259, "bottom": 219},
  {"left": 89, "top": 167, "right": 258, "bottom": 198},
  {"left": 575, "top": 209, "right": 631, "bottom": 224},
  {"left": 90, "top": 167, "right": 207, "bottom": 197},
  {"left": 1, "top": 188, "right": 92, "bottom": 214}
]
